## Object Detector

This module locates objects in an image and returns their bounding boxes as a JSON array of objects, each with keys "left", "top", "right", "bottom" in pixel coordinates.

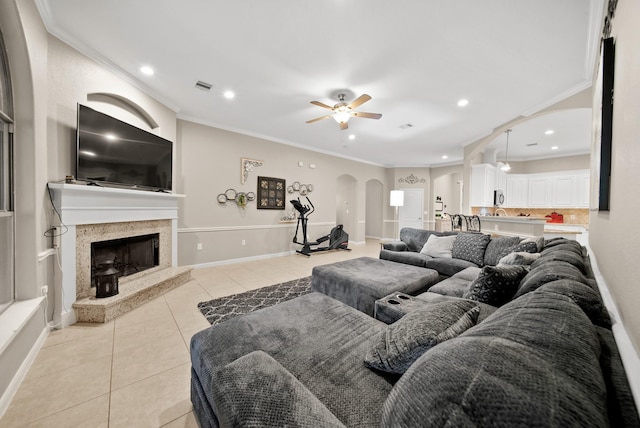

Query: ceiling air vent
[
  {"left": 195, "top": 80, "right": 213, "bottom": 91},
  {"left": 399, "top": 123, "right": 414, "bottom": 129}
]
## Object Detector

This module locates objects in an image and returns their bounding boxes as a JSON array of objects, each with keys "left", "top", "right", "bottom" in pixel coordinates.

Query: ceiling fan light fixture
[{"left": 333, "top": 110, "right": 351, "bottom": 124}]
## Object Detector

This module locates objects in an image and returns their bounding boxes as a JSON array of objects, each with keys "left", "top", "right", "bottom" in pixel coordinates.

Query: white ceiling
[{"left": 37, "top": 0, "right": 602, "bottom": 167}]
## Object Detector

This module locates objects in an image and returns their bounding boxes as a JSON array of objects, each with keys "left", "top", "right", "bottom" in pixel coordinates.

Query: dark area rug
[{"left": 197, "top": 276, "right": 312, "bottom": 326}]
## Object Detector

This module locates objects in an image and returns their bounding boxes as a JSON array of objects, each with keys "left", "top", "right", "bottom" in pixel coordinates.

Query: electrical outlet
[
  {"left": 242, "top": 240, "right": 246, "bottom": 246},
  {"left": 197, "top": 243, "right": 203, "bottom": 250},
  {"left": 570, "top": 215, "right": 576, "bottom": 220},
  {"left": 41, "top": 285, "right": 48, "bottom": 296}
]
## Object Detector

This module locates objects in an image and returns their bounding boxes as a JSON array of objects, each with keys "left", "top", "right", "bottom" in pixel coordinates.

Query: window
[{"left": 0, "top": 27, "right": 14, "bottom": 315}]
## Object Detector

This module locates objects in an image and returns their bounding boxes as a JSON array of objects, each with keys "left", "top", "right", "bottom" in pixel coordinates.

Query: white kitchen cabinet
[
  {"left": 528, "top": 176, "right": 551, "bottom": 207},
  {"left": 551, "top": 175, "right": 576, "bottom": 207},
  {"left": 495, "top": 167, "right": 507, "bottom": 194},
  {"left": 505, "top": 175, "right": 528, "bottom": 207},
  {"left": 470, "top": 164, "right": 496, "bottom": 207},
  {"left": 577, "top": 173, "right": 590, "bottom": 207},
  {"left": 472, "top": 165, "right": 590, "bottom": 208}
]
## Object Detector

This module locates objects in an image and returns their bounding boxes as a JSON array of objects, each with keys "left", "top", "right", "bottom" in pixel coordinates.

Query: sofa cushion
[
  {"left": 190, "top": 292, "right": 393, "bottom": 427},
  {"left": 531, "top": 249, "right": 588, "bottom": 275},
  {"left": 399, "top": 228, "right": 452, "bottom": 253},
  {"left": 211, "top": 351, "right": 346, "bottom": 428},
  {"left": 428, "top": 266, "right": 481, "bottom": 298},
  {"left": 424, "top": 257, "right": 479, "bottom": 277},
  {"left": 364, "top": 300, "right": 479, "bottom": 374},
  {"left": 498, "top": 251, "right": 541, "bottom": 266},
  {"left": 381, "top": 291, "right": 609, "bottom": 427},
  {"left": 543, "top": 238, "right": 583, "bottom": 252},
  {"left": 483, "top": 236, "right": 521, "bottom": 266},
  {"left": 536, "top": 280, "right": 611, "bottom": 328},
  {"left": 379, "top": 249, "right": 430, "bottom": 268},
  {"left": 419, "top": 234, "right": 456, "bottom": 258},
  {"left": 451, "top": 232, "right": 491, "bottom": 266},
  {"left": 515, "top": 261, "right": 590, "bottom": 299},
  {"left": 414, "top": 291, "right": 497, "bottom": 323},
  {"left": 463, "top": 265, "right": 529, "bottom": 306}
]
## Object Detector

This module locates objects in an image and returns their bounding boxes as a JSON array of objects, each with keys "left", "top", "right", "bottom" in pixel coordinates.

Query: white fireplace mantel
[
  {"left": 48, "top": 183, "right": 184, "bottom": 226},
  {"left": 48, "top": 183, "right": 184, "bottom": 328}
]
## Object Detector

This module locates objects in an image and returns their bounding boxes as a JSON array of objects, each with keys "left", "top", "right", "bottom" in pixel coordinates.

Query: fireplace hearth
[{"left": 91, "top": 233, "right": 160, "bottom": 291}]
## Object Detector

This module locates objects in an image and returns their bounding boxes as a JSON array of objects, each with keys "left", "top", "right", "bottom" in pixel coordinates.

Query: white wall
[{"left": 589, "top": 0, "right": 640, "bottom": 356}]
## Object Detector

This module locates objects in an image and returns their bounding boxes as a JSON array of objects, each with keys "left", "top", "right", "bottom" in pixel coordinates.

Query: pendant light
[{"left": 501, "top": 129, "right": 512, "bottom": 171}]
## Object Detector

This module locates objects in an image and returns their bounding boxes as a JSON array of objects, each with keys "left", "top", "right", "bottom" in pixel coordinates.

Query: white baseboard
[
  {"left": 190, "top": 250, "right": 296, "bottom": 269},
  {"left": 586, "top": 244, "right": 640, "bottom": 412},
  {"left": 52, "top": 308, "right": 76, "bottom": 330},
  {"left": 0, "top": 326, "right": 48, "bottom": 419}
]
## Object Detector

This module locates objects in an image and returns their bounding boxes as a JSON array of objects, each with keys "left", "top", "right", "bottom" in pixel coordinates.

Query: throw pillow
[
  {"left": 364, "top": 301, "right": 480, "bottom": 374},
  {"left": 451, "top": 232, "right": 491, "bottom": 266},
  {"left": 463, "top": 265, "right": 529, "bottom": 306},
  {"left": 496, "top": 241, "right": 539, "bottom": 261},
  {"left": 498, "top": 251, "right": 541, "bottom": 266},
  {"left": 483, "top": 236, "right": 522, "bottom": 266},
  {"left": 420, "top": 234, "right": 456, "bottom": 258},
  {"left": 521, "top": 236, "right": 544, "bottom": 252}
]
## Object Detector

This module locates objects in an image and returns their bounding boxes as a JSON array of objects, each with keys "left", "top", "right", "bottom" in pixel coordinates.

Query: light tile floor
[{"left": 0, "top": 240, "right": 381, "bottom": 428}]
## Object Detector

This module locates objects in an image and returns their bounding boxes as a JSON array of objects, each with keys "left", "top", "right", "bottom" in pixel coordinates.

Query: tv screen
[{"left": 76, "top": 104, "right": 173, "bottom": 191}]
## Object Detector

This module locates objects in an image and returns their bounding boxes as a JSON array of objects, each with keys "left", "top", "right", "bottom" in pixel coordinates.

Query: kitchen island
[{"left": 479, "top": 216, "right": 547, "bottom": 237}]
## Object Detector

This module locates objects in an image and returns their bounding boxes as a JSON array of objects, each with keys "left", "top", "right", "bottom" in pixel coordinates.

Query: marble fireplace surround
[
  {"left": 49, "top": 183, "right": 182, "bottom": 327},
  {"left": 76, "top": 220, "right": 170, "bottom": 299}
]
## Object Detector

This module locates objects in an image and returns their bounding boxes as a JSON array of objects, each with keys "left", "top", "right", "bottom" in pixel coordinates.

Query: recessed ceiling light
[
  {"left": 223, "top": 90, "right": 235, "bottom": 99},
  {"left": 140, "top": 66, "right": 154, "bottom": 76},
  {"left": 551, "top": 146, "right": 559, "bottom": 150},
  {"left": 348, "top": 134, "right": 356, "bottom": 140},
  {"left": 545, "top": 129, "right": 554, "bottom": 135},
  {"left": 442, "top": 155, "right": 448, "bottom": 159},
  {"left": 457, "top": 99, "right": 469, "bottom": 107}
]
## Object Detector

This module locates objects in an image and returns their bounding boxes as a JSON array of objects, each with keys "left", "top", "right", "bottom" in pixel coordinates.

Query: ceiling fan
[{"left": 306, "top": 93, "right": 382, "bottom": 130}]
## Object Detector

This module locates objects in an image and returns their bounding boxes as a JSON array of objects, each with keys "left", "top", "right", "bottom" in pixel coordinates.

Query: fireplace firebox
[{"left": 91, "top": 233, "right": 160, "bottom": 293}]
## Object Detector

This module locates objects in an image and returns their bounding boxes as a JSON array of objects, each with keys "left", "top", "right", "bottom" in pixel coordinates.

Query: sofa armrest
[
  {"left": 211, "top": 351, "right": 346, "bottom": 428},
  {"left": 381, "top": 241, "right": 409, "bottom": 251}
]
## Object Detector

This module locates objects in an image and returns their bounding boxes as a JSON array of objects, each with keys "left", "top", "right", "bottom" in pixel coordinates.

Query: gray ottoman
[{"left": 311, "top": 257, "right": 439, "bottom": 316}]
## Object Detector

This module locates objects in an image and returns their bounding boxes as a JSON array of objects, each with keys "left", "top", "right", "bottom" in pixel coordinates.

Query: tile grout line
[{"left": 107, "top": 321, "right": 115, "bottom": 427}]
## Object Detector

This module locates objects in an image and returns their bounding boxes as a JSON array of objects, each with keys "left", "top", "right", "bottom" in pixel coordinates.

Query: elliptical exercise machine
[{"left": 290, "top": 197, "right": 350, "bottom": 257}]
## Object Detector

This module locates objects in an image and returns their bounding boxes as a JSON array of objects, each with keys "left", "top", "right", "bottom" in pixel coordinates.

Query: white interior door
[{"left": 399, "top": 189, "right": 424, "bottom": 232}]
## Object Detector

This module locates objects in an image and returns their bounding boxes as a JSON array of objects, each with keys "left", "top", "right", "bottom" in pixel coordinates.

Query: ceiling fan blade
[
  {"left": 306, "top": 115, "right": 332, "bottom": 124},
  {"left": 352, "top": 111, "right": 382, "bottom": 120},
  {"left": 347, "top": 94, "right": 371, "bottom": 109},
  {"left": 340, "top": 121, "right": 349, "bottom": 131},
  {"left": 310, "top": 100, "right": 334, "bottom": 110}
]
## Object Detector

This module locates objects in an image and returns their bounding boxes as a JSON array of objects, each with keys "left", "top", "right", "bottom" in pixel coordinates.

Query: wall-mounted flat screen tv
[{"left": 76, "top": 104, "right": 173, "bottom": 191}]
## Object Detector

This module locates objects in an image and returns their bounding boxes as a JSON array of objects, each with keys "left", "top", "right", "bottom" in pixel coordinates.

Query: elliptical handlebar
[{"left": 290, "top": 197, "right": 315, "bottom": 217}]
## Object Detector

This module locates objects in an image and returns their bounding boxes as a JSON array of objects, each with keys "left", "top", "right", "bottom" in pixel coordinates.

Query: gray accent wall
[{"left": 175, "top": 120, "right": 388, "bottom": 266}]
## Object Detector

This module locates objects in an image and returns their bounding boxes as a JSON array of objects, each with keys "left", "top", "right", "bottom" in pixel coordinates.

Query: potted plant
[{"left": 237, "top": 193, "right": 247, "bottom": 209}]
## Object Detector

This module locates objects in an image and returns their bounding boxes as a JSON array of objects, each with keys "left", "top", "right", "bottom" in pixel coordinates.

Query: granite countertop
[{"left": 480, "top": 216, "right": 547, "bottom": 222}]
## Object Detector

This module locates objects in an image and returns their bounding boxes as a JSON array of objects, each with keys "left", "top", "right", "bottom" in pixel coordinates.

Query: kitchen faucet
[{"left": 495, "top": 208, "right": 508, "bottom": 216}]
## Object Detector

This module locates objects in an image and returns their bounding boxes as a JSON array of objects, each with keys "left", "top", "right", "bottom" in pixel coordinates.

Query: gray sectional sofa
[
  {"left": 190, "top": 236, "right": 639, "bottom": 427},
  {"left": 379, "top": 227, "right": 539, "bottom": 278}
]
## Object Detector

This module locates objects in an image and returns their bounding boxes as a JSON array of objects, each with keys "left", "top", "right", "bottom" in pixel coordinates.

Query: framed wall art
[{"left": 257, "top": 176, "right": 286, "bottom": 210}]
